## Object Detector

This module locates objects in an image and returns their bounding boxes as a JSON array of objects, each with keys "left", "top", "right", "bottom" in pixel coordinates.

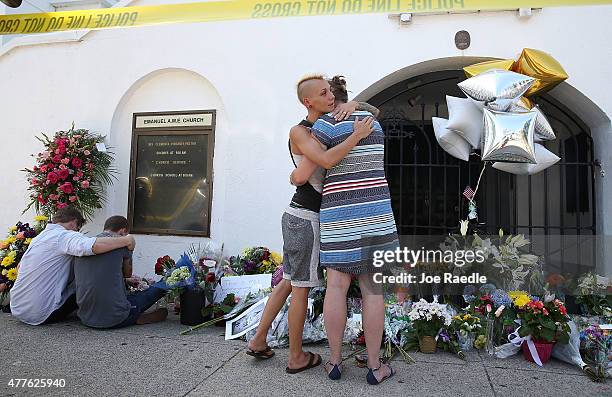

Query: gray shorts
[{"left": 281, "top": 207, "right": 323, "bottom": 288}]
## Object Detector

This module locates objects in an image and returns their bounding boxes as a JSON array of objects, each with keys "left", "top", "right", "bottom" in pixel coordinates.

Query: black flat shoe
[{"left": 366, "top": 362, "right": 395, "bottom": 385}]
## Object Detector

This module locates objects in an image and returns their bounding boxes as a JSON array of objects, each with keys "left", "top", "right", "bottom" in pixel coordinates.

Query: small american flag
[{"left": 463, "top": 186, "right": 475, "bottom": 200}]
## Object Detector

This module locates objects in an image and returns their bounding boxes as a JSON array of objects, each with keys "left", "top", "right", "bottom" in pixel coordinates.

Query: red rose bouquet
[
  {"left": 154, "top": 255, "right": 175, "bottom": 276},
  {"left": 23, "top": 124, "right": 115, "bottom": 220}
]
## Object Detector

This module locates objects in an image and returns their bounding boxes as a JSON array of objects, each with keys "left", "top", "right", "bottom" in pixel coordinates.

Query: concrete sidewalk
[{"left": 0, "top": 312, "right": 609, "bottom": 397}]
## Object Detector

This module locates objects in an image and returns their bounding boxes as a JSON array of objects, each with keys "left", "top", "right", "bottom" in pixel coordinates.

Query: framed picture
[{"left": 225, "top": 296, "right": 269, "bottom": 340}]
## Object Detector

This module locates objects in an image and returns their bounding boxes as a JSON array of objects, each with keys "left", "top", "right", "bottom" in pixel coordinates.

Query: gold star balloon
[
  {"left": 463, "top": 59, "right": 515, "bottom": 78},
  {"left": 513, "top": 48, "right": 569, "bottom": 96},
  {"left": 481, "top": 109, "right": 537, "bottom": 163}
]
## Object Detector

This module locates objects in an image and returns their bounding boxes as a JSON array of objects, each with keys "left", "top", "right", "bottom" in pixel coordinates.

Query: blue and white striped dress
[{"left": 311, "top": 111, "right": 399, "bottom": 274}]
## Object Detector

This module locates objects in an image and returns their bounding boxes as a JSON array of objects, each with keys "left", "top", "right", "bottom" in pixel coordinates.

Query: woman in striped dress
[{"left": 311, "top": 76, "right": 399, "bottom": 385}]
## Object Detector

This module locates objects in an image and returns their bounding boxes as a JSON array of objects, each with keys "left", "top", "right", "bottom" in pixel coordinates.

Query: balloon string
[{"left": 470, "top": 162, "right": 488, "bottom": 204}]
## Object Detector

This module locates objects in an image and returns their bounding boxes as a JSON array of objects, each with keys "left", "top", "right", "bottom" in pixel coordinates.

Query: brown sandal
[
  {"left": 285, "top": 352, "right": 322, "bottom": 374},
  {"left": 246, "top": 346, "right": 275, "bottom": 359}
]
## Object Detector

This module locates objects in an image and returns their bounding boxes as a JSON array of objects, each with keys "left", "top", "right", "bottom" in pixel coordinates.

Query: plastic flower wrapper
[
  {"left": 436, "top": 329, "right": 466, "bottom": 360},
  {"left": 258, "top": 297, "right": 327, "bottom": 348},
  {"left": 163, "top": 253, "right": 196, "bottom": 291},
  {"left": 383, "top": 302, "right": 415, "bottom": 364},
  {"left": 577, "top": 323, "right": 611, "bottom": 381}
]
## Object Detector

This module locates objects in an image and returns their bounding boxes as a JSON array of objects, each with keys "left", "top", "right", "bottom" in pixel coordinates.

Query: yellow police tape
[{"left": 0, "top": 0, "right": 610, "bottom": 36}]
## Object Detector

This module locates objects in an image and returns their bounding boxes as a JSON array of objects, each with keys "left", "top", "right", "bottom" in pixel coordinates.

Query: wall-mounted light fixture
[{"left": 400, "top": 13, "right": 412, "bottom": 24}]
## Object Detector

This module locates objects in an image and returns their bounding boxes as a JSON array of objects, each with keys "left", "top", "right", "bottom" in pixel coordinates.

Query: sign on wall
[{"left": 128, "top": 110, "right": 215, "bottom": 237}]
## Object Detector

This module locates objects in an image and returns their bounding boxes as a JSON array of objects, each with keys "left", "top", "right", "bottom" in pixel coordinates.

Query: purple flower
[
  {"left": 244, "top": 260, "right": 256, "bottom": 273},
  {"left": 438, "top": 329, "right": 450, "bottom": 343}
]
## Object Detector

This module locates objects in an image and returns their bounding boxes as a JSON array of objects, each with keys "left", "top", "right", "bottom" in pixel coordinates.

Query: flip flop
[
  {"left": 366, "top": 362, "right": 395, "bottom": 385},
  {"left": 246, "top": 346, "right": 275, "bottom": 359},
  {"left": 285, "top": 352, "right": 322, "bottom": 374}
]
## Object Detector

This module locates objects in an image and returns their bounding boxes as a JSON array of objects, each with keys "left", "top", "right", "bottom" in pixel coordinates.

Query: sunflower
[{"left": 6, "top": 267, "right": 17, "bottom": 281}]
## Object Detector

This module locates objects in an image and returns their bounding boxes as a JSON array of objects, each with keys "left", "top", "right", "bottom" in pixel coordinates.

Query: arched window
[{"left": 370, "top": 70, "right": 597, "bottom": 272}]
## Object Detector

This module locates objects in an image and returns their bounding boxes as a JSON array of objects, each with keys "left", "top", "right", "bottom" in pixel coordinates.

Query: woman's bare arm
[
  {"left": 289, "top": 117, "right": 374, "bottom": 170},
  {"left": 290, "top": 152, "right": 320, "bottom": 186},
  {"left": 356, "top": 102, "right": 380, "bottom": 118}
]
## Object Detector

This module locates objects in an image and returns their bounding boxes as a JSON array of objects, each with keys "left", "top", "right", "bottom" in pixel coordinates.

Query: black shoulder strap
[
  {"left": 299, "top": 119, "right": 314, "bottom": 128},
  {"left": 288, "top": 139, "right": 297, "bottom": 168},
  {"left": 289, "top": 120, "right": 313, "bottom": 168}
]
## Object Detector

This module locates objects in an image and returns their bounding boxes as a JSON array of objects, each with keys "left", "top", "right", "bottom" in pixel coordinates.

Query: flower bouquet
[
  {"left": 0, "top": 216, "right": 48, "bottom": 307},
  {"left": 574, "top": 273, "right": 612, "bottom": 317},
  {"left": 516, "top": 298, "right": 571, "bottom": 364},
  {"left": 408, "top": 299, "right": 452, "bottom": 353},
  {"left": 580, "top": 324, "right": 611, "bottom": 379},
  {"left": 451, "top": 313, "right": 482, "bottom": 351},
  {"left": 23, "top": 125, "right": 115, "bottom": 220},
  {"left": 226, "top": 246, "right": 282, "bottom": 275},
  {"left": 383, "top": 299, "right": 415, "bottom": 364},
  {"left": 464, "top": 284, "right": 518, "bottom": 349},
  {"left": 441, "top": 230, "right": 544, "bottom": 293}
]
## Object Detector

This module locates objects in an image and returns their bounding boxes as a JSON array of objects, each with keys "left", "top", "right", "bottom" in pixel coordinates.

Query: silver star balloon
[
  {"left": 481, "top": 109, "right": 537, "bottom": 163},
  {"left": 492, "top": 143, "right": 560, "bottom": 175},
  {"left": 509, "top": 100, "right": 556, "bottom": 141},
  {"left": 458, "top": 69, "right": 536, "bottom": 111}
]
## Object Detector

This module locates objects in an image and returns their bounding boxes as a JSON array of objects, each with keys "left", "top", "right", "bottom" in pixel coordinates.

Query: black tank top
[{"left": 289, "top": 119, "right": 322, "bottom": 213}]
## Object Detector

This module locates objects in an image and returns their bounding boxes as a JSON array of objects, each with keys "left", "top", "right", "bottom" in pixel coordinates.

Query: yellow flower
[
  {"left": 271, "top": 252, "right": 282, "bottom": 265},
  {"left": 1, "top": 256, "right": 14, "bottom": 267},
  {"left": 8, "top": 226, "right": 17, "bottom": 232},
  {"left": 6, "top": 267, "right": 17, "bottom": 281},
  {"left": 508, "top": 290, "right": 531, "bottom": 308},
  {"left": 35, "top": 215, "right": 48, "bottom": 222},
  {"left": 6, "top": 236, "right": 16, "bottom": 244},
  {"left": 25, "top": 238, "right": 32, "bottom": 245},
  {"left": 1, "top": 269, "right": 7, "bottom": 276}
]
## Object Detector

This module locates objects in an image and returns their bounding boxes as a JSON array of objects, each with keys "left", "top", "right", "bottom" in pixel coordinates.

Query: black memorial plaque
[{"left": 131, "top": 133, "right": 210, "bottom": 235}]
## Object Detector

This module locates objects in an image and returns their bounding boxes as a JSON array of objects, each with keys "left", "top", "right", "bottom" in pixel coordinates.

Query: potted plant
[
  {"left": 517, "top": 298, "right": 570, "bottom": 364},
  {"left": 407, "top": 299, "right": 452, "bottom": 353}
]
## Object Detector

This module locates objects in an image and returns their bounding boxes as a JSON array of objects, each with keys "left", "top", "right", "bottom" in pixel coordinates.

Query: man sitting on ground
[
  {"left": 74, "top": 215, "right": 167, "bottom": 328},
  {"left": 10, "top": 206, "right": 136, "bottom": 325}
]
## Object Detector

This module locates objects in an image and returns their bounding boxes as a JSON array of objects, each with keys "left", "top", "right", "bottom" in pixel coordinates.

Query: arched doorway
[{"left": 367, "top": 69, "right": 598, "bottom": 274}]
